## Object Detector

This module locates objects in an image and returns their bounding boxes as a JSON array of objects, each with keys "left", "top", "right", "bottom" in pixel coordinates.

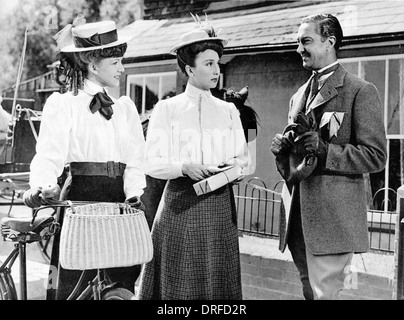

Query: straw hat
[
  {"left": 169, "top": 14, "right": 228, "bottom": 55},
  {"left": 61, "top": 20, "right": 130, "bottom": 53}
]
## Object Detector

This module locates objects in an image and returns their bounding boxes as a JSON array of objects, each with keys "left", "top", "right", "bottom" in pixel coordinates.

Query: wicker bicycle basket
[{"left": 59, "top": 202, "right": 153, "bottom": 270}]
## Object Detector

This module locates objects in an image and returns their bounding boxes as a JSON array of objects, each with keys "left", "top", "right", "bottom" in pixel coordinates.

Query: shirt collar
[
  {"left": 315, "top": 61, "right": 339, "bottom": 75},
  {"left": 83, "top": 79, "right": 105, "bottom": 96},
  {"left": 185, "top": 82, "right": 213, "bottom": 99}
]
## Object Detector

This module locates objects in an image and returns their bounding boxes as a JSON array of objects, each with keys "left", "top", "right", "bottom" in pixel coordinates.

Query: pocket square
[{"left": 319, "top": 112, "right": 345, "bottom": 140}]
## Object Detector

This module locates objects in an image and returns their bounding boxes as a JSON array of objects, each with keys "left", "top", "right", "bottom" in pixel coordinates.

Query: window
[
  {"left": 340, "top": 55, "right": 404, "bottom": 212},
  {"left": 126, "top": 72, "right": 177, "bottom": 116}
]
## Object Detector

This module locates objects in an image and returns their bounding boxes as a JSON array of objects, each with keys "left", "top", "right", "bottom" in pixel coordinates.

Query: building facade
[{"left": 119, "top": 0, "right": 404, "bottom": 217}]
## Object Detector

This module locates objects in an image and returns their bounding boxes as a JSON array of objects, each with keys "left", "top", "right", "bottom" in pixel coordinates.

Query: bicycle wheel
[{"left": 102, "top": 287, "right": 136, "bottom": 300}]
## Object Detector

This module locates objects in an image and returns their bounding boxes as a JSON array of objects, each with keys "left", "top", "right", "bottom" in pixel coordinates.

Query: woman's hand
[
  {"left": 23, "top": 184, "right": 61, "bottom": 208},
  {"left": 182, "top": 163, "right": 215, "bottom": 181},
  {"left": 125, "top": 196, "right": 146, "bottom": 212},
  {"left": 41, "top": 184, "right": 61, "bottom": 200},
  {"left": 23, "top": 187, "right": 43, "bottom": 208}
]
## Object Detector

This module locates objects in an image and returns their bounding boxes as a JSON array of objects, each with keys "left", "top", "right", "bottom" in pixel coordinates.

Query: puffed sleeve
[
  {"left": 29, "top": 92, "right": 71, "bottom": 188},
  {"left": 144, "top": 99, "right": 184, "bottom": 180},
  {"left": 119, "top": 96, "right": 146, "bottom": 199}
]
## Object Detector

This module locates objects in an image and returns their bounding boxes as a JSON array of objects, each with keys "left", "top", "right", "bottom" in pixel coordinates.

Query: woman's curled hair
[{"left": 57, "top": 43, "right": 127, "bottom": 95}]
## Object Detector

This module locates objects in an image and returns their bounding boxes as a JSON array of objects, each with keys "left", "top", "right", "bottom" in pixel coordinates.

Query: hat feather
[{"left": 53, "top": 15, "right": 86, "bottom": 51}]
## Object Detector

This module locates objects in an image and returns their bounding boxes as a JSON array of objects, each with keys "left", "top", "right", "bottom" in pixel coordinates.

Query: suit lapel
[
  {"left": 306, "top": 65, "right": 346, "bottom": 114},
  {"left": 290, "top": 80, "right": 310, "bottom": 120}
]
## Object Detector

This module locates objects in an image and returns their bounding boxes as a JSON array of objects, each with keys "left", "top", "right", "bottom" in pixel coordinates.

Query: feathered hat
[
  {"left": 53, "top": 17, "right": 130, "bottom": 53},
  {"left": 169, "top": 13, "right": 228, "bottom": 55}
]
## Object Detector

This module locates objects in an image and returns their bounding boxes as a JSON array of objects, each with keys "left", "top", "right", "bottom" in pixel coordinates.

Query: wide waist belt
[{"left": 69, "top": 161, "right": 126, "bottom": 178}]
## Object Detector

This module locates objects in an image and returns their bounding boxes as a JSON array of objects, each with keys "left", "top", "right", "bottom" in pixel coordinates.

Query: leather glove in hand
[
  {"left": 294, "top": 131, "right": 328, "bottom": 161},
  {"left": 126, "top": 196, "right": 146, "bottom": 212},
  {"left": 293, "top": 111, "right": 317, "bottom": 132},
  {"left": 271, "top": 132, "right": 294, "bottom": 156},
  {"left": 23, "top": 187, "right": 43, "bottom": 208}
]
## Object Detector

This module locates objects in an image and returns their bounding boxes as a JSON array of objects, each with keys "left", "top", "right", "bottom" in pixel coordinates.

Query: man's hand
[
  {"left": 271, "top": 132, "right": 294, "bottom": 156},
  {"left": 23, "top": 187, "right": 43, "bottom": 208},
  {"left": 294, "top": 131, "right": 328, "bottom": 161}
]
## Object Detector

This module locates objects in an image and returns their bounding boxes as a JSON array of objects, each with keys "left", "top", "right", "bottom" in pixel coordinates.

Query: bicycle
[
  {"left": 0, "top": 172, "right": 52, "bottom": 264},
  {"left": 0, "top": 199, "right": 137, "bottom": 300}
]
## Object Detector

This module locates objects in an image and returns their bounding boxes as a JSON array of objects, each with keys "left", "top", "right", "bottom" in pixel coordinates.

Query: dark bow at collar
[{"left": 89, "top": 91, "right": 114, "bottom": 120}]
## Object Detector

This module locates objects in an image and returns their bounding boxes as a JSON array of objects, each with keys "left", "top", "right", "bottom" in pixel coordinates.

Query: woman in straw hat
[
  {"left": 23, "top": 18, "right": 146, "bottom": 300},
  {"left": 137, "top": 15, "right": 251, "bottom": 300}
]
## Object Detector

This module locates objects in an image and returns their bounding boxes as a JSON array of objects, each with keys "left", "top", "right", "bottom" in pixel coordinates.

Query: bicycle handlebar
[
  {"left": 30, "top": 199, "right": 97, "bottom": 226},
  {"left": 30, "top": 199, "right": 134, "bottom": 226}
]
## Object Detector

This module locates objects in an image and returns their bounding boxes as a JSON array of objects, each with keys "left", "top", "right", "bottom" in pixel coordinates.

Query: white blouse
[
  {"left": 29, "top": 79, "right": 146, "bottom": 199},
  {"left": 144, "top": 82, "right": 251, "bottom": 180}
]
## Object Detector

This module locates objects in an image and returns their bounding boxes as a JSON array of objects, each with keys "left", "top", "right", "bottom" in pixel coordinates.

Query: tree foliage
[{"left": 0, "top": 0, "right": 141, "bottom": 91}]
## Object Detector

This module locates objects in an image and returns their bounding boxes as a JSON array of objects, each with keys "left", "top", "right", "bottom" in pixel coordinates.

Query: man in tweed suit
[{"left": 271, "top": 14, "right": 387, "bottom": 299}]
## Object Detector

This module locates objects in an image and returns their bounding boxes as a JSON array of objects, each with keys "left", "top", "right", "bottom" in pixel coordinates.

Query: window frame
[
  {"left": 340, "top": 53, "right": 404, "bottom": 213},
  {"left": 340, "top": 53, "right": 404, "bottom": 139},
  {"left": 126, "top": 71, "right": 177, "bottom": 116}
]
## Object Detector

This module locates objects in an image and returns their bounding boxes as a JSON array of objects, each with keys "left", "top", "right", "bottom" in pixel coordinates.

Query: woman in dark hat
[
  {"left": 137, "top": 15, "right": 251, "bottom": 300},
  {"left": 23, "top": 19, "right": 146, "bottom": 300}
]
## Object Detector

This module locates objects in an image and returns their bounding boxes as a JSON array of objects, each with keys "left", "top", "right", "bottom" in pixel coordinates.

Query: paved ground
[{"left": 0, "top": 200, "right": 49, "bottom": 300}]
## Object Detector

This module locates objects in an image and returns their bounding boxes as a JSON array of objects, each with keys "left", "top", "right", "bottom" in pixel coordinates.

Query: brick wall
[
  {"left": 241, "top": 254, "right": 303, "bottom": 300},
  {"left": 239, "top": 235, "right": 395, "bottom": 300}
]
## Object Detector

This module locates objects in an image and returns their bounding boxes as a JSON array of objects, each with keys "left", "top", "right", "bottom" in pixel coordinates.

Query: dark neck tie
[
  {"left": 307, "top": 63, "right": 340, "bottom": 106},
  {"left": 89, "top": 91, "right": 114, "bottom": 120}
]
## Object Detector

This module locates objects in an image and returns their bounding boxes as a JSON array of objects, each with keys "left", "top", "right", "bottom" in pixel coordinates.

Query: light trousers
[
  {"left": 287, "top": 189, "right": 355, "bottom": 300},
  {"left": 305, "top": 249, "right": 354, "bottom": 300}
]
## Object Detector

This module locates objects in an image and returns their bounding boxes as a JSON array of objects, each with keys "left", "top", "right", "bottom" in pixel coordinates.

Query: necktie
[
  {"left": 89, "top": 91, "right": 114, "bottom": 120},
  {"left": 307, "top": 63, "right": 340, "bottom": 107}
]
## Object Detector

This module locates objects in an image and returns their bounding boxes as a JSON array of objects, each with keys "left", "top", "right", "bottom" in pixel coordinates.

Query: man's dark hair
[
  {"left": 176, "top": 40, "right": 224, "bottom": 76},
  {"left": 301, "top": 14, "right": 344, "bottom": 51}
]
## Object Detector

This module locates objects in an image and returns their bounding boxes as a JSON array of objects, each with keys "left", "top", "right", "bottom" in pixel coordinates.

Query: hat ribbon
[{"left": 74, "top": 29, "right": 117, "bottom": 49}]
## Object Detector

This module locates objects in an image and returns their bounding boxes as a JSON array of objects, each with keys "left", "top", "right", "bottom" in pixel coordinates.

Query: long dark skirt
[
  {"left": 46, "top": 175, "right": 141, "bottom": 300},
  {"left": 137, "top": 177, "right": 242, "bottom": 300}
]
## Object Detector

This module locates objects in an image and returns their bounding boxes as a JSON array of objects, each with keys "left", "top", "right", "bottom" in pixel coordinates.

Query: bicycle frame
[
  {"left": 1, "top": 200, "right": 136, "bottom": 300},
  {"left": 67, "top": 269, "right": 118, "bottom": 300},
  {"left": 0, "top": 248, "right": 19, "bottom": 300},
  {"left": 0, "top": 234, "right": 41, "bottom": 300}
]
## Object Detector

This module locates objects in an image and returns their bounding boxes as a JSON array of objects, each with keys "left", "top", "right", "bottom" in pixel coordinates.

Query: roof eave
[{"left": 123, "top": 32, "right": 404, "bottom": 64}]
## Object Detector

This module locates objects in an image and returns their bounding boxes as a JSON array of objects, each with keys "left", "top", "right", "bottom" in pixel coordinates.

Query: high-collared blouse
[
  {"left": 29, "top": 79, "right": 146, "bottom": 199},
  {"left": 144, "top": 82, "right": 251, "bottom": 180}
]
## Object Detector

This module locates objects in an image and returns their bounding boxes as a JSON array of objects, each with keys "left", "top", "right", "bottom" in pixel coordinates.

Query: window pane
[
  {"left": 129, "top": 78, "right": 143, "bottom": 114},
  {"left": 387, "top": 59, "right": 404, "bottom": 135},
  {"left": 361, "top": 60, "right": 386, "bottom": 114},
  {"left": 371, "top": 139, "right": 400, "bottom": 212},
  {"left": 145, "top": 76, "right": 159, "bottom": 112},
  {"left": 340, "top": 61, "right": 358, "bottom": 76},
  {"left": 161, "top": 74, "right": 177, "bottom": 100}
]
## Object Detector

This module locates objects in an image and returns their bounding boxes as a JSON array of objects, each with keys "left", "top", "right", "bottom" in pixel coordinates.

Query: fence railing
[
  {"left": 234, "top": 179, "right": 397, "bottom": 253},
  {"left": 368, "top": 209, "right": 397, "bottom": 253},
  {"left": 234, "top": 177, "right": 283, "bottom": 237}
]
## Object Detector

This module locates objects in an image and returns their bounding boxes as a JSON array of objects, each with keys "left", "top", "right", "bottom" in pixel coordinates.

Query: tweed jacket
[{"left": 278, "top": 64, "right": 387, "bottom": 255}]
